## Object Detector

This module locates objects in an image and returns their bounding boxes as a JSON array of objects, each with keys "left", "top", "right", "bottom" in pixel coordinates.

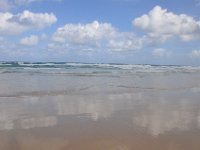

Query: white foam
[{"left": 1, "top": 62, "right": 200, "bottom": 74}]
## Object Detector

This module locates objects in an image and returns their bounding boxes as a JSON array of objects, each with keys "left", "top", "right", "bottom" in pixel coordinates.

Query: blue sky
[{"left": 0, "top": 0, "right": 200, "bottom": 65}]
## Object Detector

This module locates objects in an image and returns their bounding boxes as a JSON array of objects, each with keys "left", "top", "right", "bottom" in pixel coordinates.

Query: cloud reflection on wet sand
[{"left": 1, "top": 72, "right": 200, "bottom": 150}]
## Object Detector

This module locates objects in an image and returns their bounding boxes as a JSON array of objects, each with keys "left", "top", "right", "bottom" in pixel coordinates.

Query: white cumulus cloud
[
  {"left": 107, "top": 33, "right": 143, "bottom": 51},
  {"left": 51, "top": 21, "right": 143, "bottom": 52},
  {"left": 0, "top": 10, "right": 57, "bottom": 35},
  {"left": 20, "top": 35, "right": 39, "bottom": 46},
  {"left": 53, "top": 21, "right": 116, "bottom": 45},
  {"left": 133, "top": 5, "right": 200, "bottom": 42},
  {"left": 10, "top": 10, "right": 57, "bottom": 29}
]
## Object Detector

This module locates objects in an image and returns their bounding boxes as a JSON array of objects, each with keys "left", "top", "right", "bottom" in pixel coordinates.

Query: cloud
[
  {"left": 107, "top": 33, "right": 143, "bottom": 51},
  {"left": 51, "top": 21, "right": 143, "bottom": 52},
  {"left": 52, "top": 21, "right": 116, "bottom": 45},
  {"left": 152, "top": 48, "right": 170, "bottom": 57},
  {"left": 0, "top": 10, "right": 57, "bottom": 35},
  {"left": 191, "top": 50, "right": 200, "bottom": 58},
  {"left": 0, "top": 36, "right": 48, "bottom": 60},
  {"left": 0, "top": 0, "right": 13, "bottom": 11},
  {"left": 133, "top": 5, "right": 200, "bottom": 42},
  {"left": 10, "top": 10, "right": 57, "bottom": 29},
  {"left": 20, "top": 35, "right": 39, "bottom": 46}
]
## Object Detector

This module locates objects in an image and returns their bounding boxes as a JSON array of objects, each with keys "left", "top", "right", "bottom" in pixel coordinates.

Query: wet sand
[{"left": 0, "top": 72, "right": 200, "bottom": 150}]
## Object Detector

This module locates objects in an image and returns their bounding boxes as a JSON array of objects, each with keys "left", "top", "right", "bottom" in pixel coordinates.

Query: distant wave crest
[{"left": 0, "top": 62, "right": 200, "bottom": 74}]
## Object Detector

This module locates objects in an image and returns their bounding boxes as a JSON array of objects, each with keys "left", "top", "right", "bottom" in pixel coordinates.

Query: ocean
[{"left": 0, "top": 62, "right": 200, "bottom": 150}]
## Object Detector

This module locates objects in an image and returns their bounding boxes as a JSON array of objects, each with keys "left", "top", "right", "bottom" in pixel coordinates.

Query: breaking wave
[{"left": 0, "top": 61, "right": 200, "bottom": 74}]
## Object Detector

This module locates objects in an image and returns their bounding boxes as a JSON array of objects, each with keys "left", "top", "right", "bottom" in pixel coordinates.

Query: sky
[{"left": 0, "top": 0, "right": 200, "bottom": 65}]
